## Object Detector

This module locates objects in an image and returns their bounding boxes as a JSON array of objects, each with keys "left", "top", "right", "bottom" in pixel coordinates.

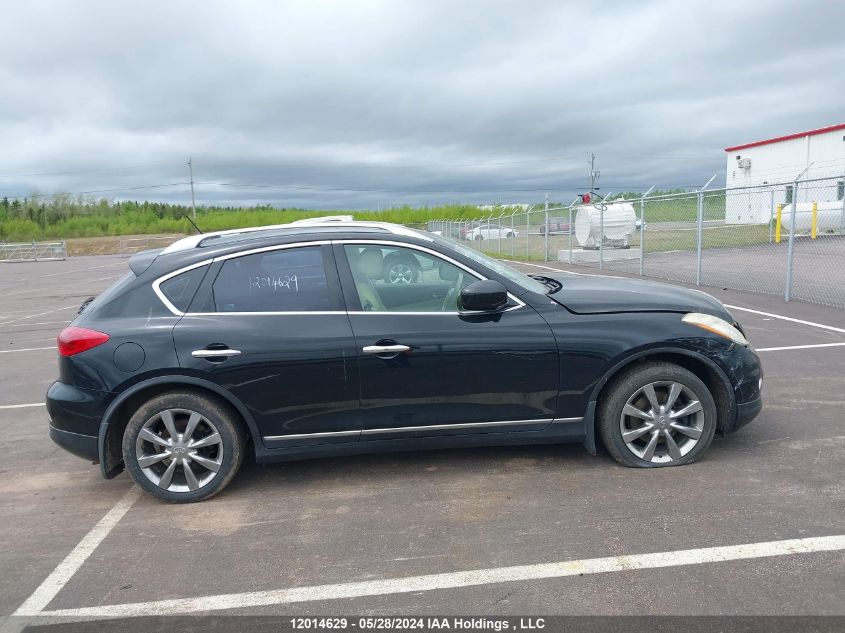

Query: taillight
[{"left": 57, "top": 327, "right": 110, "bottom": 357}]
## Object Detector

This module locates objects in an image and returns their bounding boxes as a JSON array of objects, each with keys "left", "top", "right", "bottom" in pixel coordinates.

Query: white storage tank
[
  {"left": 780, "top": 202, "right": 845, "bottom": 233},
  {"left": 574, "top": 202, "right": 637, "bottom": 247}
]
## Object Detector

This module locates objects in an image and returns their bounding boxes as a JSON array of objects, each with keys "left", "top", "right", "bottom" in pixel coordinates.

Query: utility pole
[
  {"left": 588, "top": 153, "right": 600, "bottom": 193},
  {"left": 187, "top": 157, "right": 197, "bottom": 221}
]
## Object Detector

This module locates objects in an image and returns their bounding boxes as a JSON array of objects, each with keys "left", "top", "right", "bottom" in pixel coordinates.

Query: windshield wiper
[{"left": 528, "top": 274, "right": 563, "bottom": 295}]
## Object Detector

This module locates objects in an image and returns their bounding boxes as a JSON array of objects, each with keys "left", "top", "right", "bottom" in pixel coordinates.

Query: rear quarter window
[{"left": 158, "top": 265, "right": 208, "bottom": 313}]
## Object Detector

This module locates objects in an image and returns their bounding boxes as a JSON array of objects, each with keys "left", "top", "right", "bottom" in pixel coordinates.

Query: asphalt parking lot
[
  {"left": 1, "top": 255, "right": 844, "bottom": 629},
  {"left": 595, "top": 235, "right": 845, "bottom": 309}
]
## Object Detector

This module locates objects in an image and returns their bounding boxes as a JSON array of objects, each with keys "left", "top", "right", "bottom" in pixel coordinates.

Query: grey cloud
[{"left": 1, "top": 0, "right": 843, "bottom": 209}]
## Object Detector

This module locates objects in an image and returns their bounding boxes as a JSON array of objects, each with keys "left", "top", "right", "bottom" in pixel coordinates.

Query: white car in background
[{"left": 465, "top": 224, "right": 519, "bottom": 240}]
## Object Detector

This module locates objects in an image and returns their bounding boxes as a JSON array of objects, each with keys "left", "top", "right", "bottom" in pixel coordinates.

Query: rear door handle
[
  {"left": 192, "top": 348, "right": 242, "bottom": 358},
  {"left": 362, "top": 344, "right": 410, "bottom": 355}
]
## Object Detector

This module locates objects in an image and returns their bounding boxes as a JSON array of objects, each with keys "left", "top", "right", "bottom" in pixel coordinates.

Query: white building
[{"left": 724, "top": 123, "right": 845, "bottom": 223}]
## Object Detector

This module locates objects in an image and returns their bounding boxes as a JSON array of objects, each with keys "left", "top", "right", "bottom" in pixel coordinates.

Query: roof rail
[
  {"left": 160, "top": 220, "right": 432, "bottom": 254},
  {"left": 290, "top": 215, "right": 354, "bottom": 224}
]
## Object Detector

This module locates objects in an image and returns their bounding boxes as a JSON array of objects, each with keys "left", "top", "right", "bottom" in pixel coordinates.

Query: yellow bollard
[
  {"left": 811, "top": 202, "right": 818, "bottom": 239},
  {"left": 775, "top": 204, "right": 782, "bottom": 243}
]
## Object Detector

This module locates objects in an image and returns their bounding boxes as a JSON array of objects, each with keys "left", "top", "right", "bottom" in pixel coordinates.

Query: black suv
[{"left": 48, "top": 221, "right": 763, "bottom": 502}]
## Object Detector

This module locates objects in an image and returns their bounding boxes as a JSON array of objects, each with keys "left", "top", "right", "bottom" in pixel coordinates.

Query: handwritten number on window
[{"left": 249, "top": 274, "right": 299, "bottom": 292}]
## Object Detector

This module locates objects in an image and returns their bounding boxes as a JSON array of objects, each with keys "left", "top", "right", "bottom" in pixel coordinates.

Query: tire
[
  {"left": 506, "top": 232, "right": 515, "bottom": 238},
  {"left": 597, "top": 362, "right": 717, "bottom": 468},
  {"left": 474, "top": 234, "right": 483, "bottom": 241},
  {"left": 383, "top": 257, "right": 420, "bottom": 284},
  {"left": 122, "top": 390, "right": 246, "bottom": 503}
]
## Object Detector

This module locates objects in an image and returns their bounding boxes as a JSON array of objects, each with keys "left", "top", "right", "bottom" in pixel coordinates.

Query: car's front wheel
[
  {"left": 383, "top": 257, "right": 420, "bottom": 284},
  {"left": 598, "top": 362, "right": 717, "bottom": 467},
  {"left": 122, "top": 391, "right": 246, "bottom": 502}
]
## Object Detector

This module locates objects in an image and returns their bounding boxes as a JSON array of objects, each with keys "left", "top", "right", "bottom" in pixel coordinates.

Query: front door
[
  {"left": 172, "top": 243, "right": 360, "bottom": 447},
  {"left": 336, "top": 241, "right": 559, "bottom": 439}
]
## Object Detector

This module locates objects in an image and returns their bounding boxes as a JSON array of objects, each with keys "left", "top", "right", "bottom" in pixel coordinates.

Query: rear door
[
  {"left": 335, "top": 240, "right": 559, "bottom": 439},
  {"left": 170, "top": 243, "right": 360, "bottom": 447}
]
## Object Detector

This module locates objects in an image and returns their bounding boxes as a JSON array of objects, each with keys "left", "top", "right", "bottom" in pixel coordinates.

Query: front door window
[{"left": 344, "top": 244, "right": 474, "bottom": 313}]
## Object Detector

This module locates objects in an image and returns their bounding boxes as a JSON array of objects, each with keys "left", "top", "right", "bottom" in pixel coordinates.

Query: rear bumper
[
  {"left": 46, "top": 381, "right": 106, "bottom": 435},
  {"left": 49, "top": 425, "right": 98, "bottom": 462},
  {"left": 47, "top": 381, "right": 107, "bottom": 462}
]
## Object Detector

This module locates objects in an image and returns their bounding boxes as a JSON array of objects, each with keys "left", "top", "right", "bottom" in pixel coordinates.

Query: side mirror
[{"left": 459, "top": 280, "right": 509, "bottom": 313}]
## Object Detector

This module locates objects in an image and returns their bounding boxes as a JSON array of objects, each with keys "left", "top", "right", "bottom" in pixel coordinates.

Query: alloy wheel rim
[
  {"left": 388, "top": 263, "right": 414, "bottom": 284},
  {"left": 619, "top": 381, "right": 704, "bottom": 464},
  {"left": 135, "top": 408, "right": 223, "bottom": 492}
]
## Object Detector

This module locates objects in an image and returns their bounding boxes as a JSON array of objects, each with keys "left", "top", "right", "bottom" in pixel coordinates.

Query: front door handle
[
  {"left": 362, "top": 344, "right": 410, "bottom": 355},
  {"left": 192, "top": 348, "right": 242, "bottom": 358}
]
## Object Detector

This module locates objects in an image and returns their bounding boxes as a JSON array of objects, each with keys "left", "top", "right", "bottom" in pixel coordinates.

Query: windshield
[{"left": 433, "top": 235, "right": 548, "bottom": 296}]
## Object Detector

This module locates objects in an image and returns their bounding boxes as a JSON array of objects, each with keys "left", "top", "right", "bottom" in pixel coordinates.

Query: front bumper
[
  {"left": 735, "top": 395, "right": 763, "bottom": 431},
  {"left": 723, "top": 344, "right": 764, "bottom": 433}
]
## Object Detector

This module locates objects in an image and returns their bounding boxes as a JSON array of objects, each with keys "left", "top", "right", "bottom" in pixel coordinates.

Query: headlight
[{"left": 681, "top": 312, "right": 748, "bottom": 345}]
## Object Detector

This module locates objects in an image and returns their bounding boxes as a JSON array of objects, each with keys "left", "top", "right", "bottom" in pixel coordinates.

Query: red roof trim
[{"left": 724, "top": 123, "right": 845, "bottom": 152}]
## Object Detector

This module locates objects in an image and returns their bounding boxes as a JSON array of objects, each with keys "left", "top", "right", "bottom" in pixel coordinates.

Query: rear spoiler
[{"left": 128, "top": 248, "right": 164, "bottom": 276}]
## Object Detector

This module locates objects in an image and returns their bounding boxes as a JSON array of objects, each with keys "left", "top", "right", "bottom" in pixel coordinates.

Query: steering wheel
[{"left": 441, "top": 272, "right": 464, "bottom": 311}]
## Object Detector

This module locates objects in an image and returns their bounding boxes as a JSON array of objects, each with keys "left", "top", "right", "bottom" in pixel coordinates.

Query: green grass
[
  {"left": 627, "top": 194, "right": 727, "bottom": 224},
  {"left": 467, "top": 222, "right": 773, "bottom": 262},
  {"left": 0, "top": 199, "right": 490, "bottom": 242},
  {"left": 0, "top": 191, "right": 729, "bottom": 243}
]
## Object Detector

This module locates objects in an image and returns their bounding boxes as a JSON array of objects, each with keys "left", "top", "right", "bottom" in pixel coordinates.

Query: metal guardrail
[
  {"left": 117, "top": 236, "right": 181, "bottom": 257},
  {"left": 0, "top": 241, "right": 67, "bottom": 262}
]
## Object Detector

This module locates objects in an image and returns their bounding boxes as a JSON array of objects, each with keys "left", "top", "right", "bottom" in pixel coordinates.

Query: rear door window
[{"left": 212, "top": 246, "right": 332, "bottom": 312}]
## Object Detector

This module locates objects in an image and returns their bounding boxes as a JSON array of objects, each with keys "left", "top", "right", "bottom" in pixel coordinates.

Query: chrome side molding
[{"left": 263, "top": 417, "right": 584, "bottom": 442}]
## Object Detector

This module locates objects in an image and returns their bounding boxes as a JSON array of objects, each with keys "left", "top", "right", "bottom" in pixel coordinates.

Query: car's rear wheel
[
  {"left": 474, "top": 234, "right": 483, "bottom": 241},
  {"left": 122, "top": 391, "right": 246, "bottom": 503},
  {"left": 598, "top": 362, "right": 716, "bottom": 467}
]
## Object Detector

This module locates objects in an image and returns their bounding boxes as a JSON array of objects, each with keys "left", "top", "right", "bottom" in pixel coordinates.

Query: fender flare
[
  {"left": 97, "top": 375, "right": 261, "bottom": 478},
  {"left": 581, "top": 346, "right": 735, "bottom": 455}
]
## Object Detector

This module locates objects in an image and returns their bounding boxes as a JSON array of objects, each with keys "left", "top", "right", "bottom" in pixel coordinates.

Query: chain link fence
[{"left": 425, "top": 175, "right": 845, "bottom": 309}]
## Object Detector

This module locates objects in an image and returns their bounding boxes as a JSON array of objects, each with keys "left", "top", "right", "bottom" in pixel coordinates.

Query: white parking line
[
  {"left": 725, "top": 305, "right": 845, "bottom": 335},
  {"left": 756, "top": 342, "right": 845, "bottom": 352},
  {"left": 501, "top": 259, "right": 580, "bottom": 274},
  {"left": 0, "top": 346, "right": 57, "bottom": 354},
  {"left": 0, "top": 321, "right": 71, "bottom": 328},
  {"left": 0, "top": 403, "right": 44, "bottom": 410},
  {"left": 5, "top": 275, "right": 125, "bottom": 298},
  {"left": 29, "top": 534, "right": 845, "bottom": 618},
  {"left": 13, "top": 486, "right": 141, "bottom": 617},
  {"left": 0, "top": 306, "right": 78, "bottom": 327},
  {"left": 15, "top": 261, "right": 124, "bottom": 281}
]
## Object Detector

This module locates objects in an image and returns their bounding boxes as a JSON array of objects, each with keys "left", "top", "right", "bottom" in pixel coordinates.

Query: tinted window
[
  {"left": 159, "top": 266, "right": 208, "bottom": 312},
  {"left": 344, "top": 244, "right": 474, "bottom": 312},
  {"left": 212, "top": 247, "right": 331, "bottom": 312}
]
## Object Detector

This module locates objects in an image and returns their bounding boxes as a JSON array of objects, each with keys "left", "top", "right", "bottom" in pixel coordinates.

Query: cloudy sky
[{"left": 1, "top": 0, "right": 843, "bottom": 209}]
